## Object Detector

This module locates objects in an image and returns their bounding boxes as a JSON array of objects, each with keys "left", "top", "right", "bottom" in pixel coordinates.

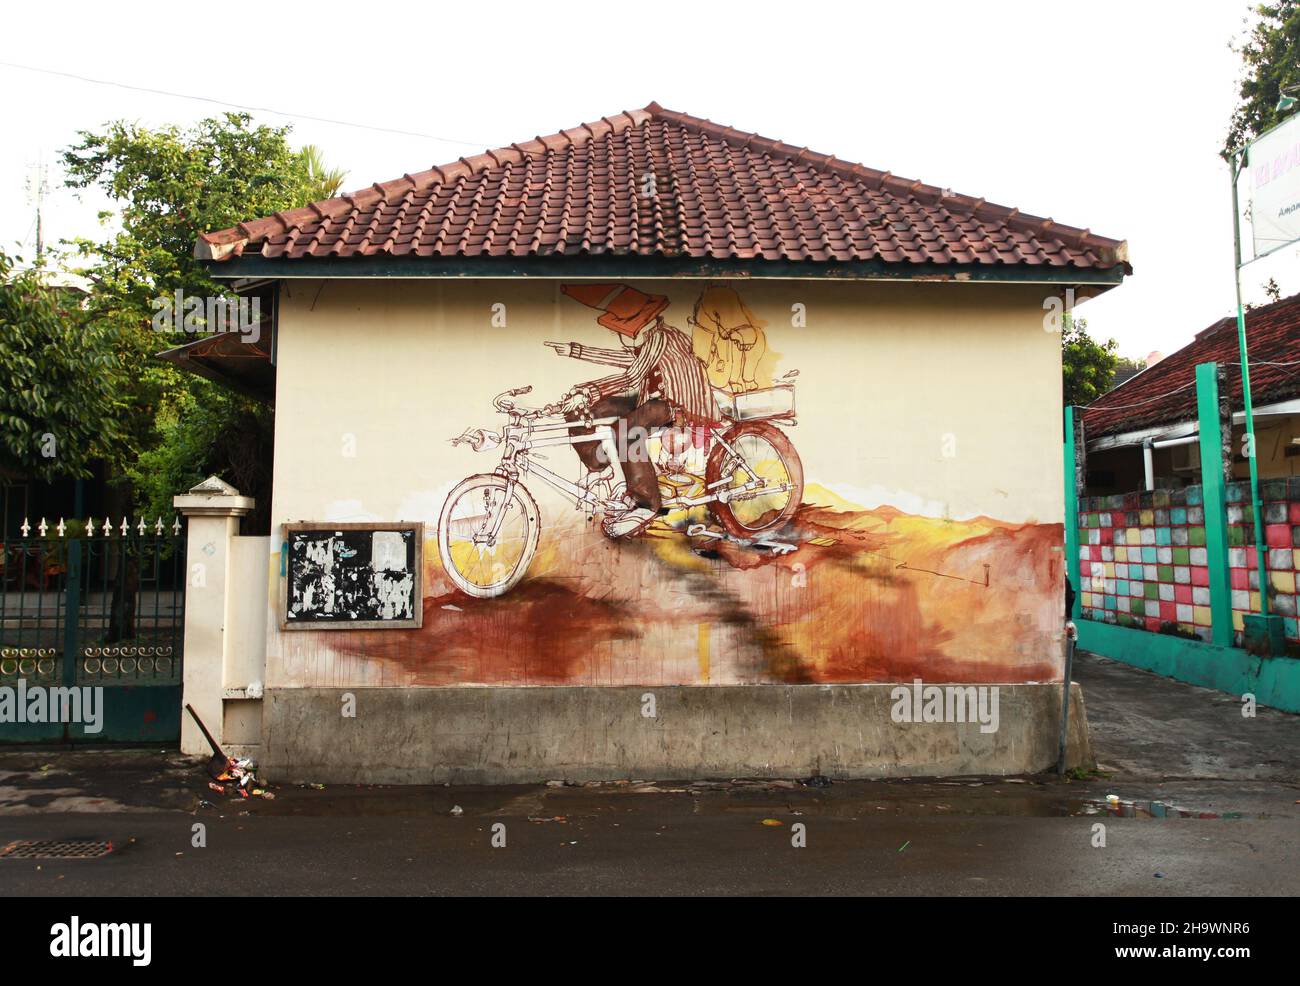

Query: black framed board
[{"left": 280, "top": 522, "right": 424, "bottom": 630}]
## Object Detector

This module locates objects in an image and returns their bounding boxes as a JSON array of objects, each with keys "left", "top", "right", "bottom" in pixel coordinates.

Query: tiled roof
[
  {"left": 198, "top": 103, "right": 1129, "bottom": 272},
  {"left": 1084, "top": 292, "right": 1300, "bottom": 440}
]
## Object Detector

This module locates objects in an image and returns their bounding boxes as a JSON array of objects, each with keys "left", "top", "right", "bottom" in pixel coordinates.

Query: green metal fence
[{"left": 0, "top": 516, "right": 186, "bottom": 742}]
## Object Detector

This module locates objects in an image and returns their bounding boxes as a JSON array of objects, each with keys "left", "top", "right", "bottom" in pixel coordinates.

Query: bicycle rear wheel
[
  {"left": 437, "top": 474, "right": 540, "bottom": 598},
  {"left": 705, "top": 421, "right": 803, "bottom": 537}
]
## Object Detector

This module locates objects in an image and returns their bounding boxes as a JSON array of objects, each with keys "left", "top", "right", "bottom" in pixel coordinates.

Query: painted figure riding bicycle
[{"left": 437, "top": 284, "right": 804, "bottom": 598}]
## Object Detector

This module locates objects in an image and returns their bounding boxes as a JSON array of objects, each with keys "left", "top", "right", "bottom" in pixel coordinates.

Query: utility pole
[
  {"left": 26, "top": 158, "right": 49, "bottom": 264},
  {"left": 1229, "top": 148, "right": 1270, "bottom": 620}
]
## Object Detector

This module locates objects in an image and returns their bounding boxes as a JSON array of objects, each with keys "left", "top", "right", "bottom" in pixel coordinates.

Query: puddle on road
[
  {"left": 698, "top": 793, "right": 1253, "bottom": 820},
  {"left": 670, "top": 780, "right": 1259, "bottom": 821},
  {"left": 1068, "top": 797, "right": 1245, "bottom": 820}
]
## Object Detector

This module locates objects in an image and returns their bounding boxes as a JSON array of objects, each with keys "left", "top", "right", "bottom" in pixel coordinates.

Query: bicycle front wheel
[{"left": 437, "top": 474, "right": 540, "bottom": 598}]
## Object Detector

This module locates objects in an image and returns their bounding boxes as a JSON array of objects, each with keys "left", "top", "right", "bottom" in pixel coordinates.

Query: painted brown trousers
[{"left": 566, "top": 394, "right": 674, "bottom": 512}]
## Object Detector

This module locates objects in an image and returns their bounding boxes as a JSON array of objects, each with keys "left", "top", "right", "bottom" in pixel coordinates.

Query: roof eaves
[{"left": 202, "top": 252, "right": 1132, "bottom": 284}]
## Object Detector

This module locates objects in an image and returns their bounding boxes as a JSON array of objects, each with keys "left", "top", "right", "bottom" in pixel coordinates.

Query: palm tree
[{"left": 298, "top": 145, "right": 347, "bottom": 201}]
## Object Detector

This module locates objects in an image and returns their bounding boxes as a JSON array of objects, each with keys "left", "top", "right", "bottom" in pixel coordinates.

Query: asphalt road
[
  {"left": 0, "top": 651, "right": 1296, "bottom": 897},
  {"left": 0, "top": 772, "right": 1296, "bottom": 896}
]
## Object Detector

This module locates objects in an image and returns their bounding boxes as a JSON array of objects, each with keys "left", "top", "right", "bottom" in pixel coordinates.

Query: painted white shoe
[{"left": 603, "top": 507, "right": 655, "bottom": 539}]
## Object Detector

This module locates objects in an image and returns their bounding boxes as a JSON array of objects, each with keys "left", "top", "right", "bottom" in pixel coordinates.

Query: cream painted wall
[
  {"left": 227, "top": 535, "right": 270, "bottom": 691},
  {"left": 263, "top": 277, "right": 1067, "bottom": 688},
  {"left": 1234, "top": 415, "right": 1299, "bottom": 479},
  {"left": 269, "top": 278, "right": 1063, "bottom": 529}
]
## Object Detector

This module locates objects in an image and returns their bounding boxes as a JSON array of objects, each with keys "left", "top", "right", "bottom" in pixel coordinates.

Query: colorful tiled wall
[
  {"left": 1228, "top": 478, "right": 1300, "bottom": 644},
  {"left": 1076, "top": 479, "right": 1300, "bottom": 648},
  {"left": 1077, "top": 487, "right": 1214, "bottom": 642}
]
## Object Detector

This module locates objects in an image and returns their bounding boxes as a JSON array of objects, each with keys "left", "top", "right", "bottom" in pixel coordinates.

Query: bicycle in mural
[
  {"left": 437, "top": 380, "right": 804, "bottom": 598},
  {"left": 437, "top": 282, "right": 806, "bottom": 598}
]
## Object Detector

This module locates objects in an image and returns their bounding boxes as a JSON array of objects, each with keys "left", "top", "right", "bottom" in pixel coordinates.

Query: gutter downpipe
[
  {"left": 1142, "top": 434, "right": 1198, "bottom": 490},
  {"left": 1230, "top": 149, "right": 1271, "bottom": 618}
]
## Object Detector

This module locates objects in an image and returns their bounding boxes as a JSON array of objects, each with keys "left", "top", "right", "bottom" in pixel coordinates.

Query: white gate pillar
[{"left": 173, "top": 476, "right": 254, "bottom": 756}]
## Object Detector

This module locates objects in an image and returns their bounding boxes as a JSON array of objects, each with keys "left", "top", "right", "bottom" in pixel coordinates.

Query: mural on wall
[
  {"left": 438, "top": 282, "right": 803, "bottom": 593},
  {"left": 306, "top": 282, "right": 1065, "bottom": 688},
  {"left": 689, "top": 285, "right": 770, "bottom": 393}
]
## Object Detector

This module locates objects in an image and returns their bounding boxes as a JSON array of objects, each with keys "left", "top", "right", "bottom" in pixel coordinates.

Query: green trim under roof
[{"left": 206, "top": 254, "right": 1128, "bottom": 285}]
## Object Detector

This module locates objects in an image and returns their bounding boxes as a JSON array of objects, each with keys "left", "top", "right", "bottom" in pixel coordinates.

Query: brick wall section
[{"left": 1078, "top": 479, "right": 1300, "bottom": 646}]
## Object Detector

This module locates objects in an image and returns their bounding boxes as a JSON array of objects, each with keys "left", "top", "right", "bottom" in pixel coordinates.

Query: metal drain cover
[{"left": 0, "top": 839, "right": 113, "bottom": 859}]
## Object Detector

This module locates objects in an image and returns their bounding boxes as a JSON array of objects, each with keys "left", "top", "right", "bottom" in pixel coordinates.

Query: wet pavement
[
  {"left": 0, "top": 774, "right": 1295, "bottom": 896},
  {"left": 0, "top": 650, "right": 1297, "bottom": 895},
  {"left": 1076, "top": 648, "right": 1299, "bottom": 782}
]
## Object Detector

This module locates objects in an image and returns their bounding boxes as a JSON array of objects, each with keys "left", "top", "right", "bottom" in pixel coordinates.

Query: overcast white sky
[{"left": 1, "top": 0, "right": 1291, "bottom": 359}]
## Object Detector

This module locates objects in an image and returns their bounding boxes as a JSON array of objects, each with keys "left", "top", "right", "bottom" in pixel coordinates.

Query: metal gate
[{"left": 0, "top": 517, "right": 186, "bottom": 743}]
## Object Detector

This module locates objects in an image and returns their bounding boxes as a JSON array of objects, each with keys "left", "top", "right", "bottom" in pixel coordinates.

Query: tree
[
  {"left": 1225, "top": 2, "right": 1300, "bottom": 156},
  {"left": 300, "top": 144, "right": 348, "bottom": 201},
  {"left": 0, "top": 249, "right": 126, "bottom": 481},
  {"left": 62, "top": 112, "right": 318, "bottom": 298},
  {"left": 128, "top": 385, "right": 274, "bottom": 526},
  {"left": 60, "top": 113, "right": 336, "bottom": 529},
  {"left": 1062, "top": 313, "right": 1118, "bottom": 407}
]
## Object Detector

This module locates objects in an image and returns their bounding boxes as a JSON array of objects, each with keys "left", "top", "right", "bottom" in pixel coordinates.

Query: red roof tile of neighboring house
[
  {"left": 1084, "top": 292, "right": 1300, "bottom": 440},
  {"left": 198, "top": 103, "right": 1129, "bottom": 272}
]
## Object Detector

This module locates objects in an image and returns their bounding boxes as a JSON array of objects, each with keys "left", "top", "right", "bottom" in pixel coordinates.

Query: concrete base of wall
[
  {"left": 260, "top": 683, "right": 1091, "bottom": 785},
  {"left": 221, "top": 698, "right": 264, "bottom": 761}
]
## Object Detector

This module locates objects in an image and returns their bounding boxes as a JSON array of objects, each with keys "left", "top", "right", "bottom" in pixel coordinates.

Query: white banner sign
[{"left": 1249, "top": 112, "right": 1300, "bottom": 257}]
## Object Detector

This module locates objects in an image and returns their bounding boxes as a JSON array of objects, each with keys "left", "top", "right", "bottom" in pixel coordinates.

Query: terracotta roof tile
[
  {"left": 197, "top": 103, "right": 1130, "bottom": 271},
  {"left": 1084, "top": 292, "right": 1300, "bottom": 440}
]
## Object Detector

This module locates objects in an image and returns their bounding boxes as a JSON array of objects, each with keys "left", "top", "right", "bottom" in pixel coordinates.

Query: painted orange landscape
[{"left": 314, "top": 488, "right": 1063, "bottom": 687}]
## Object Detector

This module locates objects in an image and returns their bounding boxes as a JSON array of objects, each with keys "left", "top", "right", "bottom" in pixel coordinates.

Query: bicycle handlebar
[
  {"left": 493, "top": 385, "right": 533, "bottom": 411},
  {"left": 522, "top": 402, "right": 564, "bottom": 419},
  {"left": 492, "top": 386, "right": 567, "bottom": 420}
]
